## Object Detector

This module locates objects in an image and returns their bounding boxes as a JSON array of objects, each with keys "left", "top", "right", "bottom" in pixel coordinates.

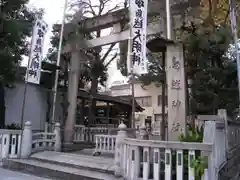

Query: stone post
[
  {"left": 202, "top": 109, "right": 227, "bottom": 180},
  {"left": 20, "top": 121, "right": 32, "bottom": 158},
  {"left": 54, "top": 122, "right": 61, "bottom": 152},
  {"left": 138, "top": 124, "right": 149, "bottom": 177},
  {"left": 166, "top": 44, "right": 187, "bottom": 140},
  {"left": 1, "top": 134, "right": 10, "bottom": 159},
  {"left": 138, "top": 124, "right": 149, "bottom": 140},
  {"left": 114, "top": 122, "right": 128, "bottom": 176}
]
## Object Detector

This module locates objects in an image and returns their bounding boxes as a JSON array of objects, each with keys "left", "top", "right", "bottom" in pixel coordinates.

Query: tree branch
[
  {"left": 104, "top": 52, "right": 118, "bottom": 67},
  {"left": 79, "top": 48, "right": 96, "bottom": 64},
  {"left": 224, "top": 8, "right": 230, "bottom": 25},
  {"left": 70, "top": 0, "right": 97, "bottom": 17},
  {"left": 99, "top": 0, "right": 104, "bottom": 15},
  {"left": 101, "top": 43, "right": 116, "bottom": 62},
  {"left": 107, "top": 4, "right": 120, "bottom": 13},
  {"left": 208, "top": 0, "right": 213, "bottom": 24}
]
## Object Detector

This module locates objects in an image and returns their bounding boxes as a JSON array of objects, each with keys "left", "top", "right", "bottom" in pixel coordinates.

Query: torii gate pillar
[{"left": 64, "top": 50, "right": 81, "bottom": 144}]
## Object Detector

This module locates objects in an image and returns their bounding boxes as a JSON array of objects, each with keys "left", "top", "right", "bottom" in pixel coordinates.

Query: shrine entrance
[
  {"left": 52, "top": 0, "right": 196, "bottom": 142},
  {"left": 75, "top": 89, "right": 143, "bottom": 128}
]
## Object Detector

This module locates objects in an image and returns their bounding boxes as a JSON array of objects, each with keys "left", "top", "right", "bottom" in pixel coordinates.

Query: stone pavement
[
  {"left": 31, "top": 150, "right": 115, "bottom": 173},
  {"left": 0, "top": 168, "right": 51, "bottom": 180}
]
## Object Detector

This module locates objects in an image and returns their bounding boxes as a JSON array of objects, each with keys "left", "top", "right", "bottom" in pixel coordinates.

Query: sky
[
  {"left": 25, "top": 0, "right": 126, "bottom": 87},
  {"left": 24, "top": 0, "right": 66, "bottom": 66}
]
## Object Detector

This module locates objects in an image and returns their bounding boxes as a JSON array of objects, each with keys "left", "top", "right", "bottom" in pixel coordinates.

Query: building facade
[{"left": 110, "top": 80, "right": 167, "bottom": 135}]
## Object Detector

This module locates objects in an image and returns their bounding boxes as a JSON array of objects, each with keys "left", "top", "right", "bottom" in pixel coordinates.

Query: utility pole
[
  {"left": 131, "top": 69, "right": 135, "bottom": 128},
  {"left": 161, "top": 51, "right": 166, "bottom": 140},
  {"left": 229, "top": 0, "right": 240, "bottom": 109},
  {"left": 166, "top": 0, "right": 171, "bottom": 39},
  {"left": 128, "top": 24, "right": 135, "bottom": 129},
  {"left": 161, "top": 0, "right": 172, "bottom": 140},
  {"left": 127, "top": 0, "right": 135, "bottom": 129},
  {"left": 51, "top": 0, "right": 68, "bottom": 124}
]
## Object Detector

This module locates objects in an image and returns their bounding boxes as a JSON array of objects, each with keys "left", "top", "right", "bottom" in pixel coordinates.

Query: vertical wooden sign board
[{"left": 166, "top": 44, "right": 187, "bottom": 140}]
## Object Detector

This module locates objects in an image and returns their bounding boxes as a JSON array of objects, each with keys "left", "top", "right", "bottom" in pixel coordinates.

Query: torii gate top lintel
[{"left": 53, "top": 0, "right": 200, "bottom": 39}]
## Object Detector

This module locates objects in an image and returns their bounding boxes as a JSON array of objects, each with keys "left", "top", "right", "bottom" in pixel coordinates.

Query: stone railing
[
  {"left": 74, "top": 125, "right": 136, "bottom": 142},
  {"left": 73, "top": 125, "right": 85, "bottom": 141},
  {"left": 32, "top": 132, "right": 56, "bottom": 153},
  {"left": 93, "top": 134, "right": 116, "bottom": 155},
  {"left": 119, "top": 138, "right": 212, "bottom": 180},
  {"left": 74, "top": 125, "right": 109, "bottom": 142},
  {"left": 44, "top": 122, "right": 54, "bottom": 133},
  {"left": 111, "top": 119, "right": 227, "bottom": 180},
  {"left": 0, "top": 129, "right": 22, "bottom": 159},
  {"left": 20, "top": 121, "right": 61, "bottom": 158},
  {"left": 94, "top": 124, "right": 118, "bottom": 128}
]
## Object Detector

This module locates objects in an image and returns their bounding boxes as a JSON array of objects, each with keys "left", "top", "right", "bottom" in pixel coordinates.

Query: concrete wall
[{"left": 5, "top": 82, "right": 63, "bottom": 131}]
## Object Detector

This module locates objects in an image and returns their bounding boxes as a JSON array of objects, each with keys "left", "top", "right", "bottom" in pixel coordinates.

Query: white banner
[
  {"left": 127, "top": 0, "right": 148, "bottom": 75},
  {"left": 26, "top": 19, "right": 48, "bottom": 84}
]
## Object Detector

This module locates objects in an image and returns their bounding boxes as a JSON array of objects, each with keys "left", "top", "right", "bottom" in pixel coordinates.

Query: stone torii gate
[{"left": 53, "top": 0, "right": 201, "bottom": 143}]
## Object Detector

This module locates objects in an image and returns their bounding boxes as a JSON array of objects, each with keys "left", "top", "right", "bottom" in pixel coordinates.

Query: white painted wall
[{"left": 110, "top": 81, "right": 167, "bottom": 134}]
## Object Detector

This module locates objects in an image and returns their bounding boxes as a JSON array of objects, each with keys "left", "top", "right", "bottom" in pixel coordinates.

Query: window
[
  {"left": 153, "top": 114, "right": 168, "bottom": 140},
  {"left": 136, "top": 96, "right": 152, "bottom": 107},
  {"left": 157, "top": 95, "right": 168, "bottom": 106},
  {"left": 154, "top": 114, "right": 168, "bottom": 123}
]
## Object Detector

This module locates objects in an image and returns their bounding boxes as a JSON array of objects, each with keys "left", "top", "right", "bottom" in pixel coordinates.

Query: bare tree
[
  {"left": 69, "top": 0, "right": 120, "bottom": 90},
  {"left": 69, "top": 0, "right": 121, "bottom": 124}
]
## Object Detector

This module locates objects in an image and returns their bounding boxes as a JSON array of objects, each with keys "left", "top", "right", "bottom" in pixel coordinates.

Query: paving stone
[
  {"left": 3, "top": 158, "right": 120, "bottom": 180},
  {"left": 30, "top": 151, "right": 115, "bottom": 173},
  {"left": 0, "top": 168, "right": 51, "bottom": 180}
]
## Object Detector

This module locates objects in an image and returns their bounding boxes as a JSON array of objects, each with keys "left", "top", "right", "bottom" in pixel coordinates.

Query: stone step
[
  {"left": 2, "top": 158, "right": 120, "bottom": 180},
  {"left": 62, "top": 142, "right": 95, "bottom": 152},
  {"left": 30, "top": 151, "right": 115, "bottom": 174}
]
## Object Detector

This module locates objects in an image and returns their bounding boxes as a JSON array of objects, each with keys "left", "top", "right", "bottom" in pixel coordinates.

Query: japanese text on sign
[
  {"left": 26, "top": 19, "right": 48, "bottom": 84},
  {"left": 172, "top": 56, "right": 180, "bottom": 70},
  {"left": 167, "top": 45, "right": 187, "bottom": 136},
  {"left": 127, "top": 0, "right": 148, "bottom": 75},
  {"left": 171, "top": 56, "right": 182, "bottom": 109},
  {"left": 171, "top": 79, "right": 181, "bottom": 90},
  {"left": 172, "top": 100, "right": 181, "bottom": 108}
]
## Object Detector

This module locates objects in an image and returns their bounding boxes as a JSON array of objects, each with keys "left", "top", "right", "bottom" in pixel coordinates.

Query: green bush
[
  {"left": 4, "top": 123, "right": 21, "bottom": 130},
  {"left": 178, "top": 124, "right": 203, "bottom": 142},
  {"left": 190, "top": 156, "right": 208, "bottom": 180},
  {"left": 178, "top": 123, "right": 207, "bottom": 180}
]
